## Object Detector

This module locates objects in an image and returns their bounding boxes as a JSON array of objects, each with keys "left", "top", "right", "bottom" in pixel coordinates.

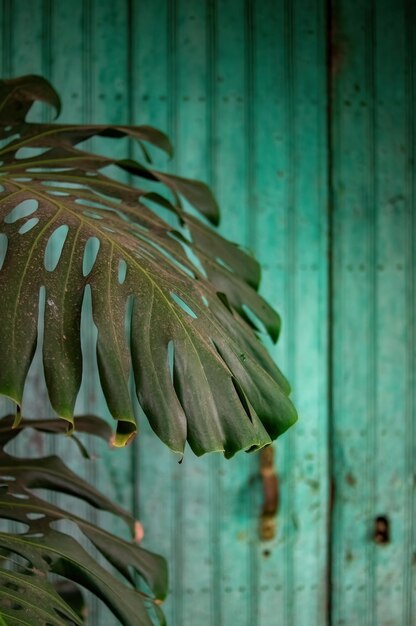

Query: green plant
[
  {"left": 0, "top": 414, "right": 167, "bottom": 625},
  {"left": 0, "top": 75, "right": 296, "bottom": 624}
]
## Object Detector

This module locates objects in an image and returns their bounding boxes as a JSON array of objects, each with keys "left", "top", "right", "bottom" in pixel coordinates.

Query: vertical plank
[
  {"left": 331, "top": 1, "right": 416, "bottom": 624},
  {"left": 248, "top": 1, "right": 294, "bottom": 624},
  {"left": 48, "top": 0, "right": 84, "bottom": 123},
  {"left": 213, "top": 2, "right": 253, "bottom": 625},
  {"left": 331, "top": 1, "right": 380, "bottom": 621},
  {"left": 251, "top": 1, "right": 329, "bottom": 625},
  {"left": 404, "top": 3, "right": 416, "bottom": 620},
  {"left": 8, "top": 0, "right": 43, "bottom": 76},
  {"left": 372, "top": 3, "right": 411, "bottom": 623},
  {"left": 130, "top": 3, "right": 178, "bottom": 625},
  {"left": 173, "top": 2, "right": 214, "bottom": 625}
]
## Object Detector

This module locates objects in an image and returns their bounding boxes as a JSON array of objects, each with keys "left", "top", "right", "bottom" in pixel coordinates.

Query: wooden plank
[
  {"left": 331, "top": 1, "right": 415, "bottom": 624},
  {"left": 404, "top": 3, "right": 416, "bottom": 621},
  {"left": 213, "top": 2, "right": 254, "bottom": 624},
  {"left": 252, "top": 0, "right": 329, "bottom": 624},
  {"left": 172, "top": 2, "right": 214, "bottom": 625},
  {"left": 371, "top": 3, "right": 411, "bottom": 623},
  {"left": 7, "top": 0, "right": 43, "bottom": 77},
  {"left": 130, "top": 2, "right": 178, "bottom": 625},
  {"left": 331, "top": 1, "right": 381, "bottom": 621}
]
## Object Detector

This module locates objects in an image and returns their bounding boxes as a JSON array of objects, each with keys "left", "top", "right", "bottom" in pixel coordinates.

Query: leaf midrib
[{"left": 10, "top": 182, "right": 223, "bottom": 423}]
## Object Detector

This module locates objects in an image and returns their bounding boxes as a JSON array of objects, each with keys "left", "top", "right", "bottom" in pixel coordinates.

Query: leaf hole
[
  {"left": 76, "top": 198, "right": 110, "bottom": 211},
  {"left": 83, "top": 210, "right": 104, "bottom": 220},
  {"left": 4, "top": 199, "right": 38, "bottom": 223},
  {"left": 83, "top": 237, "right": 101, "bottom": 277},
  {"left": 15, "top": 146, "right": 49, "bottom": 159},
  {"left": 18, "top": 217, "right": 39, "bottom": 234},
  {"left": 169, "top": 230, "right": 207, "bottom": 278},
  {"left": 201, "top": 295, "right": 209, "bottom": 307},
  {"left": 170, "top": 292, "right": 197, "bottom": 319},
  {"left": 118, "top": 258, "right": 127, "bottom": 284},
  {"left": 43, "top": 181, "right": 84, "bottom": 190},
  {"left": 0, "top": 233, "right": 8, "bottom": 270},
  {"left": 141, "top": 236, "right": 196, "bottom": 279},
  {"left": 231, "top": 377, "right": 252, "bottom": 423},
  {"left": 216, "top": 256, "right": 234, "bottom": 273},
  {"left": 241, "top": 304, "right": 265, "bottom": 334},
  {"left": 46, "top": 190, "right": 70, "bottom": 197},
  {"left": 44, "top": 225, "right": 69, "bottom": 272},
  {"left": 26, "top": 512, "right": 46, "bottom": 521},
  {"left": 2, "top": 552, "right": 32, "bottom": 571},
  {"left": 0, "top": 519, "right": 29, "bottom": 533},
  {"left": 27, "top": 167, "right": 72, "bottom": 173},
  {"left": 167, "top": 340, "right": 175, "bottom": 382},
  {"left": 0, "top": 133, "right": 19, "bottom": 149}
]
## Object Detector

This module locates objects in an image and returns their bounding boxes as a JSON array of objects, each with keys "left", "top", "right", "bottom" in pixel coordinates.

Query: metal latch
[{"left": 259, "top": 445, "right": 279, "bottom": 541}]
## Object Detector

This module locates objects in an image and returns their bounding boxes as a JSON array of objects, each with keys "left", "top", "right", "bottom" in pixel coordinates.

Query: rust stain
[
  {"left": 345, "top": 472, "right": 356, "bottom": 486},
  {"left": 329, "top": 13, "right": 347, "bottom": 79},
  {"left": 259, "top": 446, "right": 279, "bottom": 541}
]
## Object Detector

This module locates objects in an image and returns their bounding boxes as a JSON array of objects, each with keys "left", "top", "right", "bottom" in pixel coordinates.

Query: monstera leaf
[
  {"left": 0, "top": 414, "right": 168, "bottom": 626},
  {"left": 0, "top": 75, "right": 297, "bottom": 456}
]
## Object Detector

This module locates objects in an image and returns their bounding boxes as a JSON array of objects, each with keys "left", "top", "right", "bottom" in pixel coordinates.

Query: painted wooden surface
[
  {"left": 330, "top": 1, "right": 415, "bottom": 624},
  {"left": 0, "top": 1, "right": 414, "bottom": 625}
]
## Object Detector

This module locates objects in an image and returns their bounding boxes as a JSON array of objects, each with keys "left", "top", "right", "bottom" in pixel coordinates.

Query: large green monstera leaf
[
  {"left": 0, "top": 414, "right": 168, "bottom": 626},
  {"left": 0, "top": 75, "right": 297, "bottom": 456}
]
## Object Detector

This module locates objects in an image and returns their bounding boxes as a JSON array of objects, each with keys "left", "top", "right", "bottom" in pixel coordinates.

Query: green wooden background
[{"left": 0, "top": 0, "right": 414, "bottom": 625}]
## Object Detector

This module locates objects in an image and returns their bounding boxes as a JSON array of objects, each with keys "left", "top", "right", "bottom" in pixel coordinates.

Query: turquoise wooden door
[{"left": 0, "top": 1, "right": 414, "bottom": 625}]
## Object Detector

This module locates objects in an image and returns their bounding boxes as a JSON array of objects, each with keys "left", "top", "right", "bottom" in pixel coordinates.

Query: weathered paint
[
  {"left": 0, "top": 1, "right": 414, "bottom": 625},
  {"left": 331, "top": 0, "right": 415, "bottom": 624}
]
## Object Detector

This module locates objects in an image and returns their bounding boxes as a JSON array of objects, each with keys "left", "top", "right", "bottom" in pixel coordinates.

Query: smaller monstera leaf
[
  {"left": 0, "top": 414, "right": 168, "bottom": 626},
  {"left": 0, "top": 75, "right": 297, "bottom": 457}
]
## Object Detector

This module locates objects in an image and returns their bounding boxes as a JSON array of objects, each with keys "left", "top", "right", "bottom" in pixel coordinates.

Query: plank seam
[
  {"left": 245, "top": 1, "right": 259, "bottom": 625},
  {"left": 283, "top": 0, "right": 296, "bottom": 623},
  {"left": 364, "top": 3, "right": 377, "bottom": 624},
  {"left": 404, "top": 1, "right": 415, "bottom": 622},
  {"left": 206, "top": 1, "right": 223, "bottom": 625},
  {"left": 325, "top": 0, "right": 334, "bottom": 624}
]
